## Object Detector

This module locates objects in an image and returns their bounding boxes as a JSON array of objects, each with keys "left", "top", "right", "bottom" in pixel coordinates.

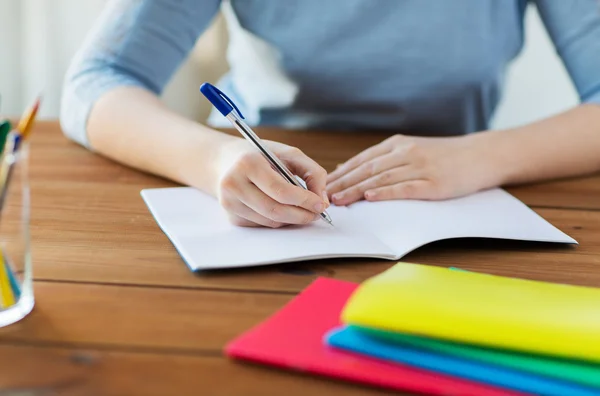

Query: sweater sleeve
[
  {"left": 60, "top": 0, "right": 221, "bottom": 148},
  {"left": 533, "top": 0, "right": 600, "bottom": 106}
]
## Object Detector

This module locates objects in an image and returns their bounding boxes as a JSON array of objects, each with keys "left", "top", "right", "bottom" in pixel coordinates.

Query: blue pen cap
[{"left": 199, "top": 82, "right": 244, "bottom": 119}]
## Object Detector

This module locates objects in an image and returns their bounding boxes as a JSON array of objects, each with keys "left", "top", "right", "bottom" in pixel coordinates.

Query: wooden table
[{"left": 1, "top": 121, "right": 600, "bottom": 395}]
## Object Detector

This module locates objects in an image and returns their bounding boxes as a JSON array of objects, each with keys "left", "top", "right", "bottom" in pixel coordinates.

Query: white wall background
[
  {"left": 491, "top": 4, "right": 579, "bottom": 129},
  {"left": 0, "top": 1, "right": 581, "bottom": 130},
  {"left": 0, "top": 0, "right": 229, "bottom": 122}
]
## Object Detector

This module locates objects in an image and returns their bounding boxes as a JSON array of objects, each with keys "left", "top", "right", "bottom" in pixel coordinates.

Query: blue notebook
[{"left": 325, "top": 326, "right": 600, "bottom": 396}]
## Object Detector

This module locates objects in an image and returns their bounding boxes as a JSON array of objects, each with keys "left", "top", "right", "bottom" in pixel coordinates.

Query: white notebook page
[
  {"left": 346, "top": 189, "right": 577, "bottom": 258},
  {"left": 141, "top": 187, "right": 576, "bottom": 270},
  {"left": 141, "top": 188, "right": 395, "bottom": 269}
]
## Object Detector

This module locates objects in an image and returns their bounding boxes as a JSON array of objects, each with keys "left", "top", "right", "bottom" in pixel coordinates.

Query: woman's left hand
[{"left": 326, "top": 134, "right": 499, "bottom": 206}]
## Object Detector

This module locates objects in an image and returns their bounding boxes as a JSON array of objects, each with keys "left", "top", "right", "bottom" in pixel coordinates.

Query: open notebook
[{"left": 141, "top": 187, "right": 576, "bottom": 270}]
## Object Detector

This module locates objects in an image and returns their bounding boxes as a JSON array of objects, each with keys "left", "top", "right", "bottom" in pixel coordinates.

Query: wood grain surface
[
  {"left": 0, "top": 344, "right": 396, "bottom": 396},
  {"left": 1, "top": 121, "right": 599, "bottom": 396}
]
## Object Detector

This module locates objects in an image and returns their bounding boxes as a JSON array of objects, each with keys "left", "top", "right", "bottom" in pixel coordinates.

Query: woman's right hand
[{"left": 214, "top": 139, "right": 330, "bottom": 228}]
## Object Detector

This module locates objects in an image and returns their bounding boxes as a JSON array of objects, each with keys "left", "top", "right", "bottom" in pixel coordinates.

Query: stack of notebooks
[{"left": 226, "top": 263, "right": 600, "bottom": 395}]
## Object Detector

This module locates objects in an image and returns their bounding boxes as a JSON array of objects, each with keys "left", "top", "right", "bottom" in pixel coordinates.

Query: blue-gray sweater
[{"left": 61, "top": 0, "right": 600, "bottom": 147}]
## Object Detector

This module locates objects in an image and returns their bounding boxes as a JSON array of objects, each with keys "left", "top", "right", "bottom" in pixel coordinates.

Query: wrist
[
  {"left": 177, "top": 125, "right": 238, "bottom": 195},
  {"left": 464, "top": 130, "right": 514, "bottom": 189}
]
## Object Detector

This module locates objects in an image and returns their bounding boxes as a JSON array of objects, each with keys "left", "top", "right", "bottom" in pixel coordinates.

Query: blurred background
[{"left": 0, "top": 0, "right": 580, "bottom": 130}]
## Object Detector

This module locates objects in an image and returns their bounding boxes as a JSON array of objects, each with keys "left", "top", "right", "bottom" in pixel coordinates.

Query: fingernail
[
  {"left": 332, "top": 193, "right": 343, "bottom": 202},
  {"left": 322, "top": 191, "right": 330, "bottom": 206},
  {"left": 314, "top": 202, "right": 325, "bottom": 212}
]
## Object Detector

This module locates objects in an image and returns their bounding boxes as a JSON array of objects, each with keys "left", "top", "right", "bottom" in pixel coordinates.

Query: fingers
[
  {"left": 330, "top": 166, "right": 421, "bottom": 206},
  {"left": 327, "top": 139, "right": 392, "bottom": 184},
  {"left": 221, "top": 182, "right": 318, "bottom": 228},
  {"left": 277, "top": 146, "right": 329, "bottom": 205},
  {"left": 252, "top": 163, "right": 328, "bottom": 214},
  {"left": 326, "top": 151, "right": 410, "bottom": 198},
  {"left": 219, "top": 174, "right": 285, "bottom": 228},
  {"left": 364, "top": 180, "right": 438, "bottom": 201},
  {"left": 218, "top": 140, "right": 329, "bottom": 228},
  {"left": 222, "top": 197, "right": 286, "bottom": 229},
  {"left": 239, "top": 182, "right": 319, "bottom": 225}
]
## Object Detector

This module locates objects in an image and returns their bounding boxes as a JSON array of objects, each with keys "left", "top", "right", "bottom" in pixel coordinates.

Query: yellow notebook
[{"left": 341, "top": 262, "right": 600, "bottom": 362}]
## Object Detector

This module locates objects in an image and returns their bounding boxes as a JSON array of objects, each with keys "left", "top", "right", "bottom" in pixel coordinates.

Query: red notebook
[{"left": 225, "top": 278, "right": 523, "bottom": 396}]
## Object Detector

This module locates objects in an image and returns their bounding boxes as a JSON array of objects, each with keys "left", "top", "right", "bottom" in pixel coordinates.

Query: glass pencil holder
[{"left": 0, "top": 140, "right": 33, "bottom": 327}]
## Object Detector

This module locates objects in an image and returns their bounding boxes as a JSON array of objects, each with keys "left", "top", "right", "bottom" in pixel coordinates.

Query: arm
[
  {"left": 477, "top": 104, "right": 600, "bottom": 187},
  {"left": 87, "top": 87, "right": 233, "bottom": 195},
  {"left": 325, "top": 106, "right": 600, "bottom": 205},
  {"left": 491, "top": 0, "right": 600, "bottom": 185},
  {"left": 61, "top": 0, "right": 228, "bottom": 192},
  {"left": 326, "top": 1, "right": 600, "bottom": 204},
  {"left": 61, "top": 0, "right": 328, "bottom": 227}
]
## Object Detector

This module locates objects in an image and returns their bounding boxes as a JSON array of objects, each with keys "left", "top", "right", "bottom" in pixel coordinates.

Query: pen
[{"left": 200, "top": 83, "right": 333, "bottom": 226}]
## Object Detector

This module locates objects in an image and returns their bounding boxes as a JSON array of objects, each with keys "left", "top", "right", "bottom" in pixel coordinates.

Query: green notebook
[{"left": 352, "top": 325, "right": 600, "bottom": 389}]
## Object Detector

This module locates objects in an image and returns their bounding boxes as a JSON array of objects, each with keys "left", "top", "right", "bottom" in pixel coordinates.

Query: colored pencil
[
  {"left": 0, "top": 249, "right": 15, "bottom": 308},
  {"left": 5, "top": 259, "right": 20, "bottom": 300},
  {"left": 0, "top": 96, "right": 41, "bottom": 308},
  {"left": 0, "top": 96, "right": 42, "bottom": 212},
  {"left": 16, "top": 95, "right": 41, "bottom": 140}
]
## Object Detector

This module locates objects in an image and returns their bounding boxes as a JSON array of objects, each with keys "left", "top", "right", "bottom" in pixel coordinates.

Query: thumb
[{"left": 281, "top": 149, "right": 329, "bottom": 206}]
